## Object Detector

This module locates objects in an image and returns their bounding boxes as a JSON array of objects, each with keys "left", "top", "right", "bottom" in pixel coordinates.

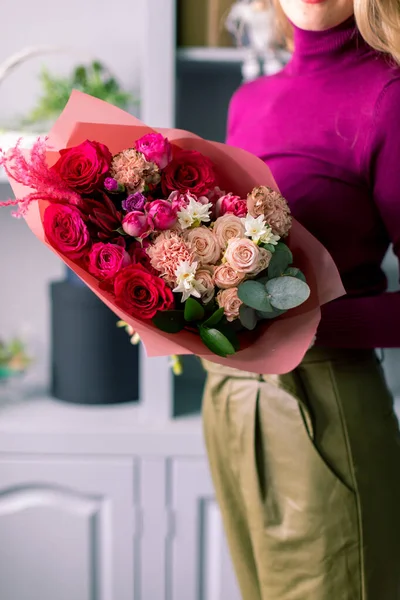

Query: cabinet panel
[{"left": 0, "top": 458, "right": 134, "bottom": 600}]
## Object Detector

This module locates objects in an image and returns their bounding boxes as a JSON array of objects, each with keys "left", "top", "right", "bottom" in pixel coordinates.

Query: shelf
[{"left": 177, "top": 46, "right": 291, "bottom": 65}]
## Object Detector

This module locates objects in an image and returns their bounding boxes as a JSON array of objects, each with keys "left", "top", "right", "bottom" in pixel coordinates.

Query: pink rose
[
  {"left": 146, "top": 199, "right": 177, "bottom": 230},
  {"left": 43, "top": 203, "right": 90, "bottom": 259},
  {"left": 216, "top": 288, "right": 242, "bottom": 322},
  {"left": 51, "top": 140, "right": 112, "bottom": 194},
  {"left": 216, "top": 193, "right": 247, "bottom": 218},
  {"left": 88, "top": 242, "right": 130, "bottom": 280},
  {"left": 214, "top": 264, "right": 245, "bottom": 289},
  {"left": 213, "top": 214, "right": 245, "bottom": 248},
  {"left": 122, "top": 211, "right": 153, "bottom": 238},
  {"left": 135, "top": 133, "right": 172, "bottom": 169},
  {"left": 196, "top": 265, "right": 215, "bottom": 304},
  {"left": 224, "top": 238, "right": 260, "bottom": 274},
  {"left": 184, "top": 226, "right": 221, "bottom": 265}
]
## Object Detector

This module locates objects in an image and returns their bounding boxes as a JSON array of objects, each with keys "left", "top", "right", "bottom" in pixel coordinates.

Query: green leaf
[
  {"left": 202, "top": 307, "right": 225, "bottom": 328},
  {"left": 217, "top": 325, "right": 241, "bottom": 351},
  {"left": 261, "top": 243, "right": 276, "bottom": 253},
  {"left": 266, "top": 276, "right": 310, "bottom": 310},
  {"left": 237, "top": 280, "right": 273, "bottom": 312},
  {"left": 239, "top": 305, "right": 258, "bottom": 330},
  {"left": 284, "top": 267, "right": 307, "bottom": 283},
  {"left": 184, "top": 297, "right": 205, "bottom": 322},
  {"left": 268, "top": 242, "right": 293, "bottom": 279},
  {"left": 116, "top": 227, "right": 127, "bottom": 236},
  {"left": 199, "top": 327, "right": 236, "bottom": 357},
  {"left": 152, "top": 310, "right": 185, "bottom": 333}
]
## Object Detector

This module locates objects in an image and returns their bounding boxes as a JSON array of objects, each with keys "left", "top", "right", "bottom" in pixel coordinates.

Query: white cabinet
[
  {"left": 0, "top": 458, "right": 135, "bottom": 600},
  {"left": 0, "top": 398, "right": 241, "bottom": 600},
  {"left": 170, "top": 459, "right": 241, "bottom": 600}
]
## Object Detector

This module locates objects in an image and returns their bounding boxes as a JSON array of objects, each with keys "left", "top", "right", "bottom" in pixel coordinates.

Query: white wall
[{"left": 0, "top": 0, "right": 141, "bottom": 127}]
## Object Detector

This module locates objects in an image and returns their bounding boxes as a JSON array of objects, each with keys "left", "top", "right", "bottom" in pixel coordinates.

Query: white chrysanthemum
[
  {"left": 173, "top": 260, "right": 207, "bottom": 302},
  {"left": 178, "top": 197, "right": 212, "bottom": 230},
  {"left": 243, "top": 214, "right": 280, "bottom": 245}
]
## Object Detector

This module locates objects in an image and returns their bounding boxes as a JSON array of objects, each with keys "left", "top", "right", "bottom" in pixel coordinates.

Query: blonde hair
[{"left": 271, "top": 0, "right": 400, "bottom": 64}]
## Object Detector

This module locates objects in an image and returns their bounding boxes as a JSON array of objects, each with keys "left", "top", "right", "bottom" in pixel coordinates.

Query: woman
[{"left": 202, "top": 0, "right": 400, "bottom": 598}]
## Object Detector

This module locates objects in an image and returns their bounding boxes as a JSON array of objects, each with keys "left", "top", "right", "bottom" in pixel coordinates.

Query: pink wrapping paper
[{"left": 8, "top": 91, "right": 345, "bottom": 374}]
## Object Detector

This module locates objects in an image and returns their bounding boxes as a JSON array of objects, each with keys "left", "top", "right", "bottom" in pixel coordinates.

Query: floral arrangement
[
  {"left": 1, "top": 132, "right": 310, "bottom": 358},
  {"left": 0, "top": 92, "right": 344, "bottom": 374}
]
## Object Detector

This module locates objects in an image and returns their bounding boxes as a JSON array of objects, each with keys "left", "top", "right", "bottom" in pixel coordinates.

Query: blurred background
[{"left": 0, "top": 1, "right": 398, "bottom": 599}]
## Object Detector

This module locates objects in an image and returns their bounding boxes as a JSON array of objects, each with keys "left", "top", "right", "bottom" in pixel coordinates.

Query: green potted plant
[{"left": 0, "top": 337, "right": 32, "bottom": 381}]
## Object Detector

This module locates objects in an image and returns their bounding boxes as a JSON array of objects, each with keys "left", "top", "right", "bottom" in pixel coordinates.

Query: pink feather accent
[{"left": 0, "top": 138, "right": 80, "bottom": 217}]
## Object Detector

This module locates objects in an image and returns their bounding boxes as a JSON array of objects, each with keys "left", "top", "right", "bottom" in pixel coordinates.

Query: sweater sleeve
[{"left": 316, "top": 78, "right": 400, "bottom": 348}]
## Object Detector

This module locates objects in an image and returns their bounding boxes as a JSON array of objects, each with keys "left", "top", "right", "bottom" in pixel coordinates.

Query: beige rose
[
  {"left": 196, "top": 265, "right": 215, "bottom": 303},
  {"left": 224, "top": 238, "right": 260, "bottom": 274},
  {"left": 253, "top": 247, "right": 272, "bottom": 275},
  {"left": 247, "top": 185, "right": 292, "bottom": 237},
  {"left": 213, "top": 214, "right": 245, "bottom": 248},
  {"left": 185, "top": 226, "right": 221, "bottom": 265},
  {"left": 110, "top": 148, "right": 160, "bottom": 194},
  {"left": 217, "top": 288, "right": 242, "bottom": 322},
  {"left": 214, "top": 264, "right": 245, "bottom": 289}
]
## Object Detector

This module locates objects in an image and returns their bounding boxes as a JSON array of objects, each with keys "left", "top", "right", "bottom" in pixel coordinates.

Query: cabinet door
[
  {"left": 0, "top": 458, "right": 135, "bottom": 600},
  {"left": 170, "top": 458, "right": 241, "bottom": 600}
]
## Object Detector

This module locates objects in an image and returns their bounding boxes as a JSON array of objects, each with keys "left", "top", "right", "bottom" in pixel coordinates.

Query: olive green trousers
[{"left": 202, "top": 348, "right": 400, "bottom": 600}]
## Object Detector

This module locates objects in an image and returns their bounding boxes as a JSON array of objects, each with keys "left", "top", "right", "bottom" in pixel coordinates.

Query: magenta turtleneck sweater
[{"left": 227, "top": 17, "right": 400, "bottom": 348}]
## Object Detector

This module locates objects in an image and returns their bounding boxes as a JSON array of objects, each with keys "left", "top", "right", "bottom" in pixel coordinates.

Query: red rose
[
  {"left": 161, "top": 150, "right": 216, "bottom": 196},
  {"left": 114, "top": 264, "right": 174, "bottom": 319},
  {"left": 88, "top": 242, "right": 131, "bottom": 280},
  {"left": 43, "top": 203, "right": 90, "bottom": 259},
  {"left": 51, "top": 140, "right": 112, "bottom": 194},
  {"left": 129, "top": 243, "right": 158, "bottom": 275}
]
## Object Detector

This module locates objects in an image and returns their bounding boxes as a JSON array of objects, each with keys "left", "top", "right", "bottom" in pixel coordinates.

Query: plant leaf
[
  {"left": 153, "top": 310, "right": 186, "bottom": 333},
  {"left": 202, "top": 307, "right": 225, "bottom": 328},
  {"left": 266, "top": 276, "right": 310, "bottom": 310},
  {"left": 239, "top": 305, "right": 258, "bottom": 330},
  {"left": 237, "top": 280, "right": 274, "bottom": 312},
  {"left": 261, "top": 243, "right": 276, "bottom": 253},
  {"left": 199, "top": 327, "right": 236, "bottom": 357},
  {"left": 217, "top": 325, "right": 241, "bottom": 351},
  {"left": 184, "top": 297, "right": 205, "bottom": 322},
  {"left": 284, "top": 267, "right": 307, "bottom": 282},
  {"left": 268, "top": 242, "right": 293, "bottom": 279}
]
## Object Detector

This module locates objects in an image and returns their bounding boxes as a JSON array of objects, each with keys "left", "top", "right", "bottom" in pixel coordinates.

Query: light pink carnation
[
  {"left": 184, "top": 226, "right": 221, "bottom": 265},
  {"left": 213, "top": 214, "right": 245, "bottom": 248},
  {"left": 217, "top": 287, "right": 242, "bottom": 322},
  {"left": 247, "top": 186, "right": 292, "bottom": 237},
  {"left": 147, "top": 231, "right": 194, "bottom": 284},
  {"left": 110, "top": 148, "right": 160, "bottom": 194},
  {"left": 253, "top": 247, "right": 272, "bottom": 275},
  {"left": 214, "top": 264, "right": 245, "bottom": 289},
  {"left": 195, "top": 265, "right": 215, "bottom": 304},
  {"left": 224, "top": 238, "right": 260, "bottom": 274}
]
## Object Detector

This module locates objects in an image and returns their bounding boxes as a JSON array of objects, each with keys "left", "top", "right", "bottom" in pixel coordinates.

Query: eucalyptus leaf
[
  {"left": 153, "top": 310, "right": 186, "bottom": 333},
  {"left": 261, "top": 243, "right": 276, "bottom": 253},
  {"left": 199, "top": 327, "right": 236, "bottom": 357},
  {"left": 239, "top": 305, "right": 258, "bottom": 330},
  {"left": 284, "top": 267, "right": 307, "bottom": 283},
  {"left": 268, "top": 242, "right": 293, "bottom": 279},
  {"left": 184, "top": 297, "right": 205, "bottom": 322},
  {"left": 266, "top": 276, "right": 310, "bottom": 310},
  {"left": 237, "top": 280, "right": 273, "bottom": 312},
  {"left": 202, "top": 307, "right": 225, "bottom": 328}
]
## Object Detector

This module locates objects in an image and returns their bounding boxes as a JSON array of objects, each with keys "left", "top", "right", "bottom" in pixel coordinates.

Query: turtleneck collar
[{"left": 288, "top": 16, "right": 368, "bottom": 74}]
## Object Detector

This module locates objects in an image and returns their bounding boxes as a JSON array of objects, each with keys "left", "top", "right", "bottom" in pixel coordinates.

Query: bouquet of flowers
[{"left": 0, "top": 92, "right": 344, "bottom": 374}]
